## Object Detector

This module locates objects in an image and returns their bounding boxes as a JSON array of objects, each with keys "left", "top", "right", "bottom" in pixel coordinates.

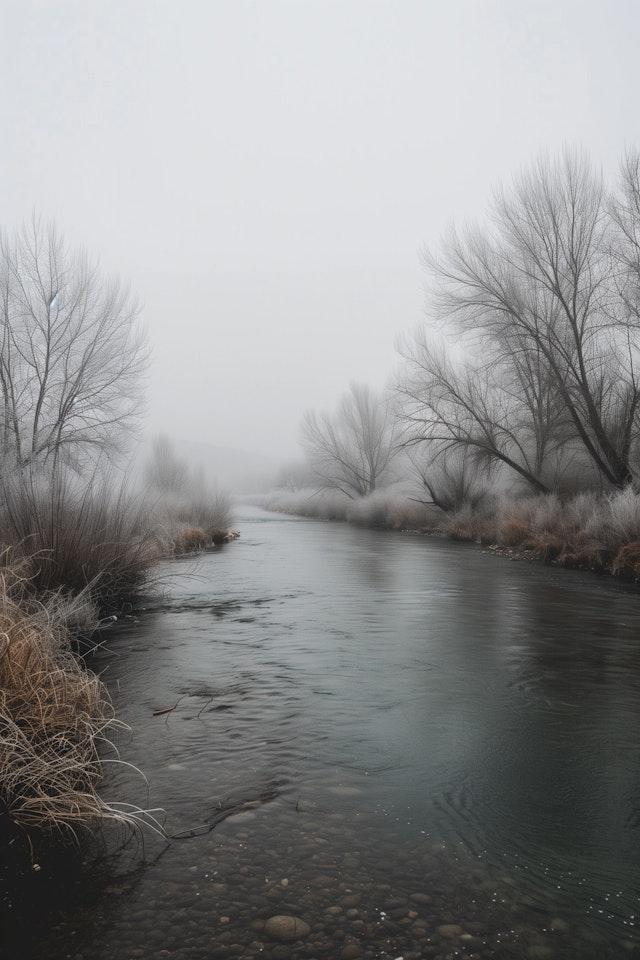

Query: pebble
[
  {"left": 340, "top": 945, "right": 363, "bottom": 959},
  {"left": 263, "top": 915, "right": 311, "bottom": 942}
]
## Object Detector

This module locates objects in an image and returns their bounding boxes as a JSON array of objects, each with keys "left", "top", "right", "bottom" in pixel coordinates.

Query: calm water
[{"left": 8, "top": 506, "right": 640, "bottom": 959}]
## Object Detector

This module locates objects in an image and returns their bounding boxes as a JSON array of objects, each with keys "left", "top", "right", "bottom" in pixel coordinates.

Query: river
[{"left": 6, "top": 505, "right": 640, "bottom": 959}]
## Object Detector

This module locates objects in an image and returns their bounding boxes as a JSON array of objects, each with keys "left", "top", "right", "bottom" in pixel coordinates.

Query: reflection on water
[{"left": 7, "top": 506, "right": 640, "bottom": 958}]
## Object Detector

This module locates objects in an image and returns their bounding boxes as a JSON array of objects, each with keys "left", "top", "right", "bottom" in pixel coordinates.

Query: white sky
[{"left": 2, "top": 0, "right": 639, "bottom": 463}]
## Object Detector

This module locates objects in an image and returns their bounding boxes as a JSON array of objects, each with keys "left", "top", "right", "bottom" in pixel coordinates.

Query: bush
[
  {"left": 175, "top": 527, "right": 208, "bottom": 553},
  {"left": 501, "top": 518, "right": 530, "bottom": 547},
  {"left": 522, "top": 531, "right": 565, "bottom": 563},
  {"left": 346, "top": 487, "right": 435, "bottom": 530},
  {"left": 611, "top": 542, "right": 640, "bottom": 581},
  {"left": 172, "top": 486, "right": 233, "bottom": 542},
  {"left": 586, "top": 486, "right": 640, "bottom": 551}
]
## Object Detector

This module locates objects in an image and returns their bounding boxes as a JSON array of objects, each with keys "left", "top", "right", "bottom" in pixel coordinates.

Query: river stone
[
  {"left": 340, "top": 944, "right": 363, "bottom": 960},
  {"left": 264, "top": 915, "right": 311, "bottom": 941}
]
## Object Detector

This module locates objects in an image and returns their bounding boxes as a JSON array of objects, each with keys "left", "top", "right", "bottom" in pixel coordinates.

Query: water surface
[{"left": 12, "top": 506, "right": 640, "bottom": 959}]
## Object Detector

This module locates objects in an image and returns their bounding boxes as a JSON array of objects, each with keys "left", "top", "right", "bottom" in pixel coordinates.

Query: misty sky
[{"left": 2, "top": 0, "right": 639, "bottom": 464}]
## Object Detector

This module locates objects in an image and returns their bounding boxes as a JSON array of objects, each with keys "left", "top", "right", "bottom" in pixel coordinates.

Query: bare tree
[
  {"left": 302, "top": 382, "right": 398, "bottom": 498},
  {"left": 143, "top": 434, "right": 190, "bottom": 496},
  {"left": 0, "top": 217, "right": 148, "bottom": 471},
  {"left": 398, "top": 328, "right": 579, "bottom": 494},
  {"left": 275, "top": 459, "right": 315, "bottom": 492},
  {"left": 397, "top": 149, "right": 640, "bottom": 492}
]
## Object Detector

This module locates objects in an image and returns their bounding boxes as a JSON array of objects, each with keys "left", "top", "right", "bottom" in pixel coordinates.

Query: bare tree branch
[{"left": 0, "top": 217, "right": 148, "bottom": 471}]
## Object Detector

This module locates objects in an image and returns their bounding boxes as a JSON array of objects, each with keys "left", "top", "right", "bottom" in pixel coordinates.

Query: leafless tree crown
[
  {"left": 302, "top": 382, "right": 398, "bottom": 498},
  {"left": 0, "top": 217, "right": 148, "bottom": 471},
  {"left": 397, "top": 148, "right": 640, "bottom": 495}
]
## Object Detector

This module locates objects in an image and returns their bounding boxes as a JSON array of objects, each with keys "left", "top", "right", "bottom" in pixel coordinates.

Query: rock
[
  {"left": 340, "top": 945, "right": 363, "bottom": 960},
  {"left": 437, "top": 923, "right": 462, "bottom": 938},
  {"left": 263, "top": 916, "right": 311, "bottom": 941},
  {"left": 409, "top": 892, "right": 431, "bottom": 905}
]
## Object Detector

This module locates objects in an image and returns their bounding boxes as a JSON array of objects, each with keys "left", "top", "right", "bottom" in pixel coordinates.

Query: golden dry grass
[
  {"left": 611, "top": 542, "right": 640, "bottom": 582},
  {"left": 501, "top": 518, "right": 530, "bottom": 547},
  {"left": 175, "top": 526, "right": 208, "bottom": 553},
  {"left": 0, "top": 564, "right": 164, "bottom": 839}
]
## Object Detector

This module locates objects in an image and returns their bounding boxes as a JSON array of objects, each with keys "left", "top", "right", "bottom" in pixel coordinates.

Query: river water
[{"left": 8, "top": 505, "right": 640, "bottom": 959}]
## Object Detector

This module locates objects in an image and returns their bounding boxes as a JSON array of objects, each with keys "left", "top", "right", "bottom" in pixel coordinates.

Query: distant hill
[{"left": 130, "top": 434, "right": 282, "bottom": 494}]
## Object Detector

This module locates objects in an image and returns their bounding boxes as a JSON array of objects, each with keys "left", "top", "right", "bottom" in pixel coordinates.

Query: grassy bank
[
  {"left": 254, "top": 484, "right": 435, "bottom": 531},
  {"left": 441, "top": 487, "right": 640, "bottom": 581},
  {"left": 256, "top": 485, "right": 640, "bottom": 585}
]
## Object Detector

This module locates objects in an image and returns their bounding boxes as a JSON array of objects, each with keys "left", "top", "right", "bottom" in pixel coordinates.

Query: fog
[{"left": 3, "top": 0, "right": 638, "bottom": 468}]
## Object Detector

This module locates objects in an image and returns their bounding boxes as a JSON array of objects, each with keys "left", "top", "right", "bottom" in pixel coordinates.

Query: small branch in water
[
  {"left": 152, "top": 695, "right": 185, "bottom": 716},
  {"left": 196, "top": 696, "right": 214, "bottom": 718}
]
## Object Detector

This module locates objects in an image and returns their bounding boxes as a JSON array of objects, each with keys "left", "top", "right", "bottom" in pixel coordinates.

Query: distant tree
[
  {"left": 397, "top": 149, "right": 640, "bottom": 492},
  {"left": 301, "top": 382, "right": 398, "bottom": 497},
  {"left": 143, "top": 434, "right": 190, "bottom": 495},
  {"left": 0, "top": 217, "right": 148, "bottom": 471},
  {"left": 275, "top": 459, "right": 315, "bottom": 492}
]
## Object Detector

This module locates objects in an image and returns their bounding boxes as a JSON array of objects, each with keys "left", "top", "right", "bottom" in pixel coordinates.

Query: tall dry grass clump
[
  {"left": 0, "top": 468, "right": 164, "bottom": 612},
  {"left": 0, "top": 564, "right": 112, "bottom": 836},
  {"left": 169, "top": 486, "right": 235, "bottom": 545},
  {"left": 0, "top": 561, "right": 165, "bottom": 841}
]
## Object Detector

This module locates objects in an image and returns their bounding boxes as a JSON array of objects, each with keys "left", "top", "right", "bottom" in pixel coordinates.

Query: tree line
[{"left": 300, "top": 149, "right": 640, "bottom": 505}]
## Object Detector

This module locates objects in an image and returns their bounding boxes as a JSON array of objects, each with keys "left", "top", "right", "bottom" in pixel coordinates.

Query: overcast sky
[{"left": 2, "top": 0, "right": 639, "bottom": 464}]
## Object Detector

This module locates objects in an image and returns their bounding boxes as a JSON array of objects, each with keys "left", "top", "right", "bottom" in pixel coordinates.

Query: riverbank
[
  {"left": 0, "top": 463, "right": 238, "bottom": 849},
  {"left": 253, "top": 485, "right": 640, "bottom": 586}
]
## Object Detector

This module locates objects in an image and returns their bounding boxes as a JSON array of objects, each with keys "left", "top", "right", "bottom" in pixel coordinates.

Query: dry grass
[
  {"left": 174, "top": 526, "right": 208, "bottom": 554},
  {"left": 0, "top": 562, "right": 165, "bottom": 839},
  {"left": 445, "top": 488, "right": 640, "bottom": 579},
  {"left": 0, "top": 468, "right": 164, "bottom": 613},
  {"left": 521, "top": 531, "right": 566, "bottom": 562},
  {"left": 502, "top": 518, "right": 530, "bottom": 547},
  {"left": 346, "top": 486, "right": 435, "bottom": 530},
  {"left": 611, "top": 542, "right": 640, "bottom": 581},
  {"left": 255, "top": 486, "right": 437, "bottom": 531}
]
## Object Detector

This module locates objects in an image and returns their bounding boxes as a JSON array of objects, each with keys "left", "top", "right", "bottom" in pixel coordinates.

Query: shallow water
[{"left": 6, "top": 506, "right": 640, "bottom": 959}]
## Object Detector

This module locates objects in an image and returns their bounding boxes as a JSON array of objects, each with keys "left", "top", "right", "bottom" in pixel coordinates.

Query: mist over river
[{"left": 9, "top": 506, "right": 640, "bottom": 959}]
